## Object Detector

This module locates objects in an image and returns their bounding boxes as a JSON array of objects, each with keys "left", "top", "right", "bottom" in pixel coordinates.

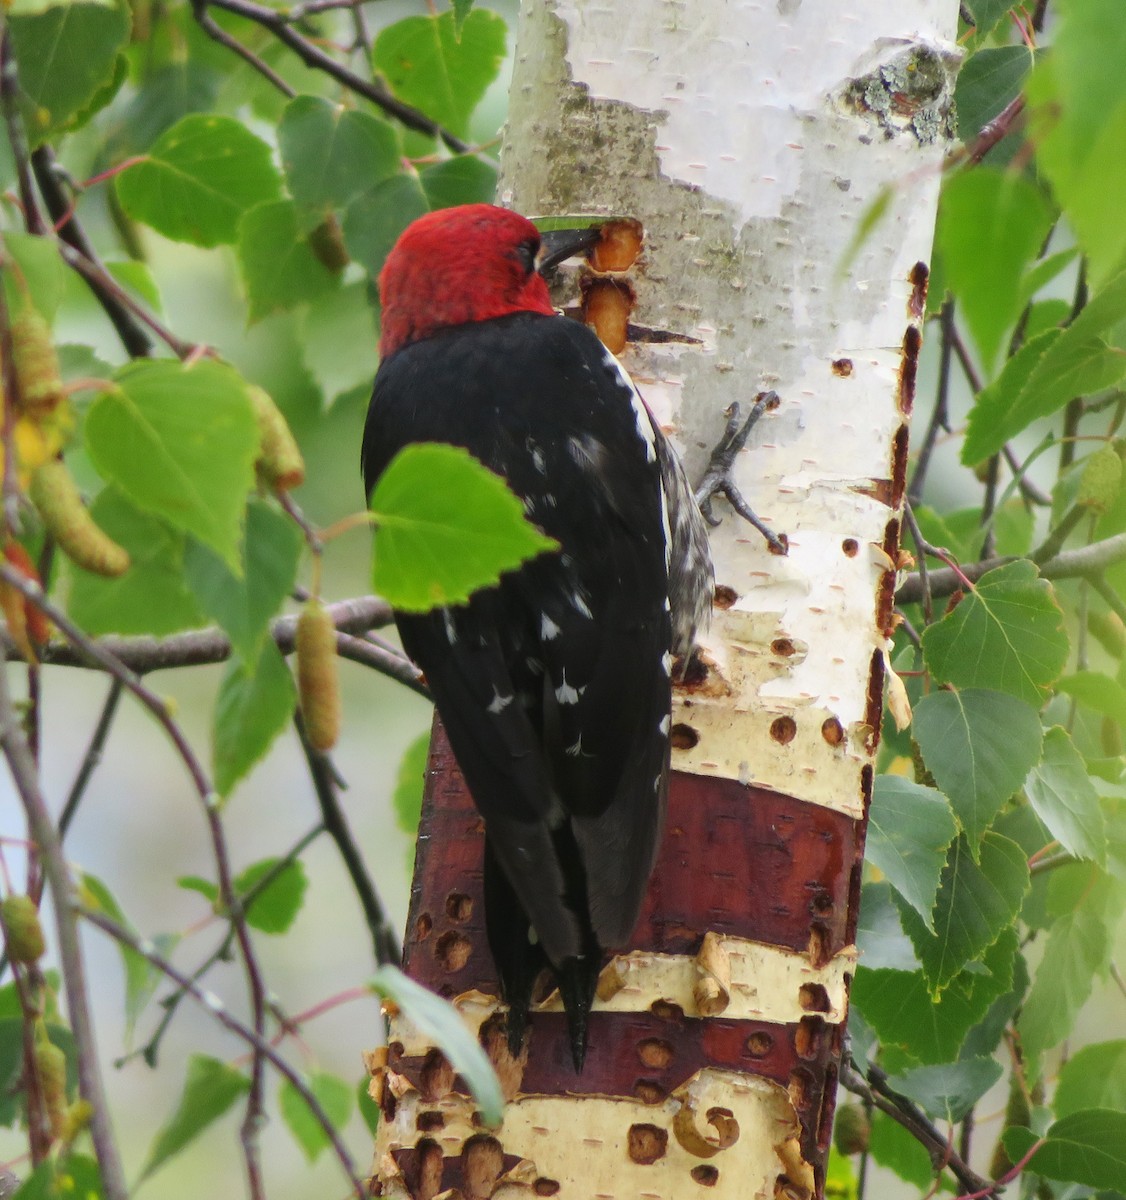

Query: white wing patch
[
  {"left": 487, "top": 689, "right": 514, "bottom": 714},
  {"left": 540, "top": 612, "right": 561, "bottom": 641},
  {"left": 602, "top": 348, "right": 658, "bottom": 465}
]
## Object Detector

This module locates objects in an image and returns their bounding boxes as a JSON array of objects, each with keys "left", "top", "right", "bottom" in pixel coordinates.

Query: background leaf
[
  {"left": 865, "top": 777, "right": 957, "bottom": 929},
  {"left": 140, "top": 1055, "right": 249, "bottom": 1180},
  {"left": 116, "top": 114, "right": 281, "bottom": 246},
  {"left": 278, "top": 1072, "right": 352, "bottom": 1161},
  {"left": 368, "top": 965, "right": 504, "bottom": 1126},
  {"left": 1025, "top": 726, "right": 1107, "bottom": 865},
  {"left": 88, "top": 360, "right": 259, "bottom": 572},
  {"left": 898, "top": 833, "right": 1028, "bottom": 995},
  {"left": 922, "top": 561, "right": 1068, "bottom": 706},
  {"left": 912, "top": 689, "right": 1043, "bottom": 851}
]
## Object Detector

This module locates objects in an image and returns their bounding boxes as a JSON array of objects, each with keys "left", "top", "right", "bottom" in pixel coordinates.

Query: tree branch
[
  {"left": 31, "top": 147, "right": 154, "bottom": 358},
  {"left": 295, "top": 712, "right": 402, "bottom": 968},
  {"left": 198, "top": 0, "right": 473, "bottom": 153},
  {"left": 5, "top": 594, "right": 396, "bottom": 672},
  {"left": 0, "top": 664, "right": 128, "bottom": 1200},
  {"left": 895, "top": 533, "right": 1126, "bottom": 604},
  {"left": 80, "top": 905, "right": 367, "bottom": 1200},
  {"left": 841, "top": 1060, "right": 990, "bottom": 1196}
]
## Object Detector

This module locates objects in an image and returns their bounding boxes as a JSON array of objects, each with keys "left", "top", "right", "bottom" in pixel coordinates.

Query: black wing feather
[{"left": 363, "top": 312, "right": 675, "bottom": 1053}]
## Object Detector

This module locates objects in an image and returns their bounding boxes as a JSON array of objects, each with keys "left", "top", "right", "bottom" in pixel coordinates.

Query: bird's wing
[{"left": 363, "top": 312, "right": 677, "bottom": 958}]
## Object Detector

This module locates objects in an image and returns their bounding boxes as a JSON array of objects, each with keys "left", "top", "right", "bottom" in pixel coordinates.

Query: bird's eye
[{"left": 515, "top": 237, "right": 539, "bottom": 275}]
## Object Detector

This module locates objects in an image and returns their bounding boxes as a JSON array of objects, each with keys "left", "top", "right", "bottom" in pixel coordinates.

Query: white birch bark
[{"left": 374, "top": 2, "right": 959, "bottom": 1196}]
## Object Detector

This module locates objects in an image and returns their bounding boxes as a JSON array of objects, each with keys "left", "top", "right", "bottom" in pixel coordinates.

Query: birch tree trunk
[{"left": 372, "top": 1, "right": 959, "bottom": 1196}]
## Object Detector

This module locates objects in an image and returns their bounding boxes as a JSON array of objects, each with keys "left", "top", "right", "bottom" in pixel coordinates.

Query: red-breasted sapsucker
[{"left": 362, "top": 204, "right": 712, "bottom": 1069}]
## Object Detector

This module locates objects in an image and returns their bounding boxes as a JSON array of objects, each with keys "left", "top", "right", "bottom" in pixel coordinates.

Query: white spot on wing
[
  {"left": 658, "top": 714, "right": 671, "bottom": 735},
  {"left": 442, "top": 609, "right": 457, "bottom": 644},
  {"left": 662, "top": 652, "right": 674, "bottom": 676},
  {"left": 554, "top": 670, "right": 585, "bottom": 705},
  {"left": 565, "top": 735, "right": 583, "bottom": 757},
  {"left": 541, "top": 613, "right": 561, "bottom": 641},
  {"left": 571, "top": 590, "right": 593, "bottom": 619},
  {"left": 487, "top": 689, "right": 514, "bottom": 714}
]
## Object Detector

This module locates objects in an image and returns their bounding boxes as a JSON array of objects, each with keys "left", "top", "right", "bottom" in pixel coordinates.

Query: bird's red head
[{"left": 378, "top": 205, "right": 555, "bottom": 358}]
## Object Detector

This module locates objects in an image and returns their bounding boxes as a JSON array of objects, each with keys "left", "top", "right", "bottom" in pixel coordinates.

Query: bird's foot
[{"left": 694, "top": 392, "right": 787, "bottom": 555}]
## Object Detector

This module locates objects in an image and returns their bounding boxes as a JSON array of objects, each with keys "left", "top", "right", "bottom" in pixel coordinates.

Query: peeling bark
[{"left": 372, "top": 1, "right": 957, "bottom": 1196}]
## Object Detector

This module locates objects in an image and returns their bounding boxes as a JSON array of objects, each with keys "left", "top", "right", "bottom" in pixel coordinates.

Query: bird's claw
[{"left": 694, "top": 392, "right": 788, "bottom": 555}]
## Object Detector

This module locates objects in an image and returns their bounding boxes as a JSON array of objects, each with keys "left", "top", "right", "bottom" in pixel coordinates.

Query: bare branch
[
  {"left": 6, "top": 594, "right": 395, "bottom": 672},
  {"left": 0, "top": 664, "right": 128, "bottom": 1200},
  {"left": 895, "top": 533, "right": 1126, "bottom": 604},
  {"left": 199, "top": 0, "right": 473, "bottom": 153},
  {"left": 80, "top": 905, "right": 367, "bottom": 1200}
]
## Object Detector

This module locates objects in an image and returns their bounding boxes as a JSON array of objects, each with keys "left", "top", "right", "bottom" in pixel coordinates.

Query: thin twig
[
  {"left": 54, "top": 241, "right": 198, "bottom": 359},
  {"left": 58, "top": 679, "right": 124, "bottom": 841},
  {"left": 909, "top": 299, "right": 954, "bottom": 506},
  {"left": 191, "top": 1, "right": 297, "bottom": 99},
  {"left": 841, "top": 1059, "right": 990, "bottom": 1196},
  {"left": 295, "top": 712, "right": 402, "bottom": 968},
  {"left": 0, "top": 664, "right": 128, "bottom": 1200},
  {"left": 896, "top": 531, "right": 1126, "bottom": 604},
  {"left": 966, "top": 93, "right": 1026, "bottom": 164},
  {"left": 5, "top": 594, "right": 395, "bottom": 670},
  {"left": 31, "top": 147, "right": 153, "bottom": 358},
  {"left": 201, "top": 0, "right": 473, "bottom": 153},
  {"left": 80, "top": 906, "right": 367, "bottom": 1200},
  {"left": 0, "top": 32, "right": 46, "bottom": 235},
  {"left": 0, "top": 564, "right": 270, "bottom": 1197}
]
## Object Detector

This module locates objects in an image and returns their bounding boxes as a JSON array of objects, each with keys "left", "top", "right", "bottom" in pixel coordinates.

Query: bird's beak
[{"left": 537, "top": 225, "right": 603, "bottom": 274}]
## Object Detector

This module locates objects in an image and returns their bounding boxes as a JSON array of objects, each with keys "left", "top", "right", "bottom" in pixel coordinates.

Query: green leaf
[
  {"left": 856, "top": 881, "right": 918, "bottom": 972},
  {"left": 866, "top": 777, "right": 957, "bottom": 929},
  {"left": 937, "top": 168, "right": 1053, "bottom": 370},
  {"left": 234, "top": 856, "right": 308, "bottom": 935},
  {"left": 278, "top": 1071, "right": 352, "bottom": 1161},
  {"left": 1055, "top": 1041, "right": 1126, "bottom": 1118},
  {"left": 851, "top": 927, "right": 1017, "bottom": 1063},
  {"left": 1019, "top": 908, "right": 1109, "bottom": 1066},
  {"left": 177, "top": 876, "right": 218, "bottom": 903},
  {"left": 238, "top": 200, "right": 339, "bottom": 322},
  {"left": 10, "top": 1155, "right": 104, "bottom": 1199},
  {"left": 89, "top": 359, "right": 259, "bottom": 573},
  {"left": 1058, "top": 670, "right": 1126, "bottom": 727},
  {"left": 2, "top": 232, "right": 66, "bottom": 321},
  {"left": 357, "top": 1074, "right": 380, "bottom": 1135},
  {"left": 372, "top": 9, "right": 507, "bottom": 139},
  {"left": 419, "top": 155, "right": 498, "bottom": 210},
  {"left": 185, "top": 499, "right": 302, "bottom": 666},
  {"left": 912, "top": 689, "right": 1043, "bottom": 851},
  {"left": 369, "top": 965, "right": 504, "bottom": 1126},
  {"left": 1028, "top": 0, "right": 1126, "bottom": 286},
  {"left": 1025, "top": 726, "right": 1107, "bottom": 865},
  {"left": 67, "top": 488, "right": 206, "bottom": 637},
  {"left": 1019, "top": 1109, "right": 1126, "bottom": 1190},
  {"left": 343, "top": 173, "right": 429, "bottom": 277},
  {"left": 141, "top": 1054, "right": 250, "bottom": 1180},
  {"left": 81, "top": 874, "right": 178, "bottom": 1042},
  {"left": 212, "top": 643, "right": 297, "bottom": 798},
  {"left": 393, "top": 730, "right": 430, "bottom": 837},
  {"left": 298, "top": 282, "right": 380, "bottom": 403},
  {"left": 116, "top": 115, "right": 282, "bottom": 247},
  {"left": 885, "top": 1057, "right": 1003, "bottom": 1124},
  {"left": 9, "top": 2, "right": 129, "bottom": 147},
  {"left": 954, "top": 46, "right": 1033, "bottom": 143},
  {"left": 370, "top": 444, "right": 557, "bottom": 612},
  {"left": 450, "top": 0, "right": 475, "bottom": 34},
  {"left": 278, "top": 96, "right": 401, "bottom": 216},
  {"left": 921, "top": 560, "right": 1068, "bottom": 707},
  {"left": 963, "top": 272, "right": 1126, "bottom": 464},
  {"left": 868, "top": 1109, "right": 933, "bottom": 1188},
  {"left": 898, "top": 833, "right": 1028, "bottom": 995}
]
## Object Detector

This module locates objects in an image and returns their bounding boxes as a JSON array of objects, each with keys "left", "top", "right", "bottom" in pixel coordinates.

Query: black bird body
[{"left": 363, "top": 208, "right": 711, "bottom": 1068}]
